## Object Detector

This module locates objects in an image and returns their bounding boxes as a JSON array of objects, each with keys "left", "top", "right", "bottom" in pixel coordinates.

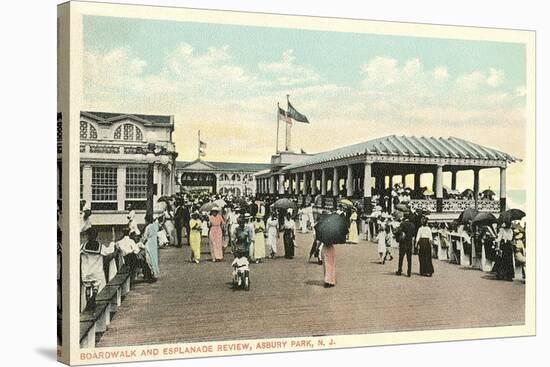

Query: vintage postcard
[{"left": 57, "top": 1, "right": 536, "bottom": 365}]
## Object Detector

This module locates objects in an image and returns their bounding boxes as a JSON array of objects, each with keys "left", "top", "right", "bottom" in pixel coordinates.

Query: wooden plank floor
[{"left": 97, "top": 230, "right": 525, "bottom": 347}]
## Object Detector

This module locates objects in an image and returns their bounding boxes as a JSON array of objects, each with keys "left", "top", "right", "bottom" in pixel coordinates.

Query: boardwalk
[{"left": 97, "top": 230, "right": 525, "bottom": 347}]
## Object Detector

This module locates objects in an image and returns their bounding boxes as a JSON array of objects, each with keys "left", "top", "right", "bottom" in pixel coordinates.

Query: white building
[
  {"left": 176, "top": 160, "right": 271, "bottom": 197},
  {"left": 57, "top": 111, "right": 178, "bottom": 226}
]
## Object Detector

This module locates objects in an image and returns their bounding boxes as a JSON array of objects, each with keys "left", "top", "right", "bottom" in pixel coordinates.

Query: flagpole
[
  {"left": 276, "top": 102, "right": 280, "bottom": 153},
  {"left": 285, "top": 94, "right": 291, "bottom": 152},
  {"left": 198, "top": 130, "right": 200, "bottom": 161}
]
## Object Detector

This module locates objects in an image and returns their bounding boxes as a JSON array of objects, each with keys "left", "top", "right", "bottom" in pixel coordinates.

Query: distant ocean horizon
[{"left": 497, "top": 189, "right": 526, "bottom": 211}]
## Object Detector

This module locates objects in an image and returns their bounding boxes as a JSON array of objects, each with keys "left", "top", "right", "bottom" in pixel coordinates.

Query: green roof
[{"left": 281, "top": 135, "right": 518, "bottom": 171}]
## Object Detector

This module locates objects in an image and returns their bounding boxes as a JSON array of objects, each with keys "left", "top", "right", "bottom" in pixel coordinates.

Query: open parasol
[
  {"left": 314, "top": 214, "right": 348, "bottom": 245},
  {"left": 395, "top": 203, "right": 410, "bottom": 212},
  {"left": 471, "top": 212, "right": 497, "bottom": 226},
  {"left": 157, "top": 196, "right": 172, "bottom": 203},
  {"left": 498, "top": 209, "right": 526, "bottom": 223},
  {"left": 272, "top": 198, "right": 296, "bottom": 210},
  {"left": 213, "top": 198, "right": 227, "bottom": 208},
  {"left": 338, "top": 198, "right": 354, "bottom": 208},
  {"left": 199, "top": 201, "right": 216, "bottom": 213},
  {"left": 457, "top": 208, "right": 479, "bottom": 224}
]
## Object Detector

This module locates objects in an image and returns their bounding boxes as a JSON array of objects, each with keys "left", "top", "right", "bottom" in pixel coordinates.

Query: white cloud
[
  {"left": 83, "top": 47, "right": 527, "bottom": 189},
  {"left": 456, "top": 67, "right": 506, "bottom": 90},
  {"left": 83, "top": 48, "right": 147, "bottom": 96},
  {"left": 456, "top": 71, "right": 486, "bottom": 90},
  {"left": 516, "top": 86, "right": 527, "bottom": 97},
  {"left": 258, "top": 49, "right": 319, "bottom": 86},
  {"left": 487, "top": 67, "right": 505, "bottom": 87},
  {"left": 433, "top": 66, "right": 449, "bottom": 80}
]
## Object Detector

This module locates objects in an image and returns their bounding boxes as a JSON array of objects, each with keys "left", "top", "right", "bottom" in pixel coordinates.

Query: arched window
[
  {"left": 113, "top": 123, "right": 143, "bottom": 141},
  {"left": 80, "top": 121, "right": 97, "bottom": 140}
]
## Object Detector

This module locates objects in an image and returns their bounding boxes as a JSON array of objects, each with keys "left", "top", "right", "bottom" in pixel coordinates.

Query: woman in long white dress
[{"left": 266, "top": 212, "right": 279, "bottom": 258}]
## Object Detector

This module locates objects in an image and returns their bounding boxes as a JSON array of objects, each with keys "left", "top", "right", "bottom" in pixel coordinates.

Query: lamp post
[{"left": 140, "top": 143, "right": 173, "bottom": 222}]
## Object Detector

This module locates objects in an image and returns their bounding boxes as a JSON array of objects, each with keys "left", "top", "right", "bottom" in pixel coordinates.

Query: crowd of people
[
  {"left": 364, "top": 192, "right": 526, "bottom": 281},
  {"left": 72, "top": 184, "right": 525, "bottom": 308}
]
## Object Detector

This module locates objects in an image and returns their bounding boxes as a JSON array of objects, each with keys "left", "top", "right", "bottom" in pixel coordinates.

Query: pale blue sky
[
  {"left": 82, "top": 15, "right": 528, "bottom": 191},
  {"left": 83, "top": 16, "right": 525, "bottom": 89}
]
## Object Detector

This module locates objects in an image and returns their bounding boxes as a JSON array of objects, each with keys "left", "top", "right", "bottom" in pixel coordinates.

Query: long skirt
[
  {"left": 267, "top": 234, "right": 277, "bottom": 255},
  {"left": 189, "top": 231, "right": 202, "bottom": 260},
  {"left": 300, "top": 217, "right": 308, "bottom": 233},
  {"left": 209, "top": 225, "right": 224, "bottom": 260},
  {"left": 283, "top": 230, "right": 295, "bottom": 258},
  {"left": 322, "top": 244, "right": 336, "bottom": 285},
  {"left": 146, "top": 239, "right": 160, "bottom": 278},
  {"left": 164, "top": 220, "right": 177, "bottom": 246},
  {"left": 254, "top": 233, "right": 266, "bottom": 260},
  {"left": 348, "top": 221, "right": 358, "bottom": 243},
  {"left": 418, "top": 238, "right": 434, "bottom": 275},
  {"left": 495, "top": 241, "right": 515, "bottom": 280}
]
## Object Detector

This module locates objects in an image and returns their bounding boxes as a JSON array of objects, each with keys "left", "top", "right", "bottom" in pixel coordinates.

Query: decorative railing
[
  {"left": 89, "top": 144, "right": 121, "bottom": 154},
  {"left": 409, "top": 199, "right": 437, "bottom": 213},
  {"left": 442, "top": 199, "right": 475, "bottom": 212},
  {"left": 410, "top": 199, "right": 500, "bottom": 213},
  {"left": 80, "top": 143, "right": 148, "bottom": 155},
  {"left": 476, "top": 200, "right": 501, "bottom": 212}
]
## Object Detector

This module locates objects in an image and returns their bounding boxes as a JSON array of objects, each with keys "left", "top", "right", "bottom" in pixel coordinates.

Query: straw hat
[
  {"left": 211, "top": 206, "right": 220, "bottom": 212},
  {"left": 255, "top": 213, "right": 263, "bottom": 219}
]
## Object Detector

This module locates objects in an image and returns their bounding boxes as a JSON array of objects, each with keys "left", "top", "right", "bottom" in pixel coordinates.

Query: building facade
[
  {"left": 176, "top": 160, "right": 271, "bottom": 196},
  {"left": 57, "top": 111, "right": 178, "bottom": 225}
]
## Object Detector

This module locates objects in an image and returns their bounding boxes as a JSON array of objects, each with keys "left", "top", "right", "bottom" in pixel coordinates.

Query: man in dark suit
[
  {"left": 181, "top": 203, "right": 191, "bottom": 246},
  {"left": 174, "top": 200, "right": 184, "bottom": 247},
  {"left": 395, "top": 215, "right": 416, "bottom": 277}
]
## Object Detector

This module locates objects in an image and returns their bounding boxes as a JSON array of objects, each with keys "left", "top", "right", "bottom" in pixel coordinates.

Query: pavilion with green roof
[{"left": 255, "top": 135, "right": 519, "bottom": 214}]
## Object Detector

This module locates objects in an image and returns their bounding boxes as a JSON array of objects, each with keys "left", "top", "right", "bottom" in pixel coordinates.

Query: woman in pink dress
[
  {"left": 322, "top": 244, "right": 336, "bottom": 287},
  {"left": 208, "top": 206, "right": 225, "bottom": 262}
]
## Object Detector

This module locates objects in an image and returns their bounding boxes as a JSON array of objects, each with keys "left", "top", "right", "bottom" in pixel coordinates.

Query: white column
[
  {"left": 301, "top": 172, "right": 307, "bottom": 195},
  {"left": 451, "top": 170, "right": 457, "bottom": 190},
  {"left": 288, "top": 175, "right": 293, "bottom": 195},
  {"left": 82, "top": 164, "right": 92, "bottom": 207},
  {"left": 500, "top": 166, "right": 507, "bottom": 211},
  {"left": 473, "top": 168, "right": 480, "bottom": 209},
  {"left": 278, "top": 174, "right": 285, "bottom": 195},
  {"left": 435, "top": 165, "right": 443, "bottom": 199},
  {"left": 117, "top": 166, "right": 126, "bottom": 211},
  {"left": 321, "top": 169, "right": 327, "bottom": 196},
  {"left": 346, "top": 165, "right": 353, "bottom": 197},
  {"left": 414, "top": 173, "right": 421, "bottom": 190},
  {"left": 269, "top": 175, "right": 275, "bottom": 194},
  {"left": 311, "top": 170, "right": 317, "bottom": 195},
  {"left": 363, "top": 163, "right": 372, "bottom": 198},
  {"left": 153, "top": 165, "right": 161, "bottom": 211},
  {"left": 332, "top": 167, "right": 339, "bottom": 196}
]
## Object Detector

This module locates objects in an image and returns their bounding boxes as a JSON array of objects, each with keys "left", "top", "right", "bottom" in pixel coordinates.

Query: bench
[
  {"left": 80, "top": 301, "right": 110, "bottom": 334},
  {"left": 79, "top": 264, "right": 134, "bottom": 348},
  {"left": 79, "top": 320, "right": 96, "bottom": 349}
]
